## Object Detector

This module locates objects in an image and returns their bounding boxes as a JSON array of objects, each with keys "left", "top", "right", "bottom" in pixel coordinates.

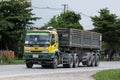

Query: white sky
[{"left": 31, "top": 0, "right": 120, "bottom": 30}]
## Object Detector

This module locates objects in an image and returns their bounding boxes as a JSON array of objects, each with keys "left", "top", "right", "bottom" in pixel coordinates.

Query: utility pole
[{"left": 62, "top": 4, "right": 68, "bottom": 13}]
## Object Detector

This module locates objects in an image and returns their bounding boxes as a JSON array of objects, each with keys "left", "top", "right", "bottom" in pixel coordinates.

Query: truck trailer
[{"left": 23, "top": 28, "right": 102, "bottom": 68}]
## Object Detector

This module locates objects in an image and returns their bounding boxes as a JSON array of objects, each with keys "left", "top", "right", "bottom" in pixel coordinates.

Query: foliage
[
  {"left": 93, "top": 69, "right": 120, "bottom": 80},
  {"left": 91, "top": 8, "right": 120, "bottom": 49},
  {"left": 0, "top": 0, "right": 39, "bottom": 55},
  {"left": 91, "top": 8, "right": 120, "bottom": 60},
  {"left": 42, "top": 11, "right": 83, "bottom": 30}
]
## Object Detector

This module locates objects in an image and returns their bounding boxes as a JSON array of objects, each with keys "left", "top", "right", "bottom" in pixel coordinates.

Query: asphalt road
[{"left": 0, "top": 61, "right": 120, "bottom": 79}]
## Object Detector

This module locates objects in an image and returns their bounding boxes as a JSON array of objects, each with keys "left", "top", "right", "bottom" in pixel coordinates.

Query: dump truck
[{"left": 23, "top": 28, "right": 102, "bottom": 68}]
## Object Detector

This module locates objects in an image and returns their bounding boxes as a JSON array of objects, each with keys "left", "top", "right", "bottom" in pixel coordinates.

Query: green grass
[
  {"left": 113, "top": 57, "right": 120, "bottom": 61},
  {"left": 93, "top": 69, "right": 120, "bottom": 80},
  {"left": 100, "top": 56, "right": 120, "bottom": 61},
  {"left": 0, "top": 60, "right": 25, "bottom": 65}
]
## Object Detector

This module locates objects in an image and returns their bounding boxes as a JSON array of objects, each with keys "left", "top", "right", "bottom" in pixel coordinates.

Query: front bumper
[{"left": 23, "top": 53, "right": 54, "bottom": 61}]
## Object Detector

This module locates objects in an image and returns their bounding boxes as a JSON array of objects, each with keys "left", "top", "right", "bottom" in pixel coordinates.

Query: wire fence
[{"left": 0, "top": 50, "right": 14, "bottom": 63}]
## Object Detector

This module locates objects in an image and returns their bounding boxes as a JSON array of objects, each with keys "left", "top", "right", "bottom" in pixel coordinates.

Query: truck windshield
[{"left": 25, "top": 32, "right": 50, "bottom": 45}]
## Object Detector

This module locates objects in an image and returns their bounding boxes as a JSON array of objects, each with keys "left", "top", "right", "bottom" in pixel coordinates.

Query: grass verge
[
  {"left": 0, "top": 60, "right": 25, "bottom": 65},
  {"left": 93, "top": 69, "right": 120, "bottom": 80}
]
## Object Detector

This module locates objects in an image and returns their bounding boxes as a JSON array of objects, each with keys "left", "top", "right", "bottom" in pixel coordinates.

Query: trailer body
[{"left": 57, "top": 28, "right": 101, "bottom": 49}]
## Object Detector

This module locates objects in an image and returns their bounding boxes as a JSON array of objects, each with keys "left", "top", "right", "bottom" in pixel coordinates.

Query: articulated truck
[{"left": 23, "top": 28, "right": 102, "bottom": 69}]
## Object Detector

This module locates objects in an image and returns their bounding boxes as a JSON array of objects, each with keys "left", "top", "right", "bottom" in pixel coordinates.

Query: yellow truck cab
[{"left": 23, "top": 29, "right": 59, "bottom": 68}]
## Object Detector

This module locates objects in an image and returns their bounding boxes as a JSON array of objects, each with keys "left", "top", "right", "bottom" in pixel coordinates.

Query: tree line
[
  {"left": 0, "top": 0, "right": 39, "bottom": 58},
  {"left": 0, "top": 0, "right": 120, "bottom": 60}
]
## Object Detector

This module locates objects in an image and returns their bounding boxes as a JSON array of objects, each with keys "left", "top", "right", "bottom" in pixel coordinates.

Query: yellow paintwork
[
  {"left": 24, "top": 29, "right": 59, "bottom": 54},
  {"left": 48, "top": 42, "right": 59, "bottom": 53}
]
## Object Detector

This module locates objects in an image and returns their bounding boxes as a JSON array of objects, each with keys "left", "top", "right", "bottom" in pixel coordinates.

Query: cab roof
[{"left": 27, "top": 29, "right": 57, "bottom": 34}]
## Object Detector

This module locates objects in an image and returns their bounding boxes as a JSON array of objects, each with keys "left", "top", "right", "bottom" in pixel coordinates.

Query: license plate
[{"left": 33, "top": 54, "right": 39, "bottom": 58}]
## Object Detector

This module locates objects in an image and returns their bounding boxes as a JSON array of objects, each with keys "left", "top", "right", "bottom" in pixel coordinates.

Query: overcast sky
[{"left": 31, "top": 0, "right": 120, "bottom": 30}]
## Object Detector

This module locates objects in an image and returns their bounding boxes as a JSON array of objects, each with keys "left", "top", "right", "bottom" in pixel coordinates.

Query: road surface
[{"left": 0, "top": 61, "right": 120, "bottom": 80}]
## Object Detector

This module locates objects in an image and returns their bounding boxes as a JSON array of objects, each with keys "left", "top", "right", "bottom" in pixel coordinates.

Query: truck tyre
[
  {"left": 92, "top": 55, "right": 96, "bottom": 66},
  {"left": 63, "top": 55, "right": 73, "bottom": 68},
  {"left": 73, "top": 56, "right": 79, "bottom": 67},
  {"left": 51, "top": 55, "right": 58, "bottom": 69},
  {"left": 68, "top": 55, "right": 73, "bottom": 68},
  {"left": 87, "top": 56, "right": 92, "bottom": 67},
  {"left": 95, "top": 55, "right": 99, "bottom": 66},
  {"left": 26, "top": 62, "right": 33, "bottom": 68}
]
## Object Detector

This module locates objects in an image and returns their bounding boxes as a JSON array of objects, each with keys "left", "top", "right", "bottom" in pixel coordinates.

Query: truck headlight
[{"left": 24, "top": 47, "right": 30, "bottom": 53}]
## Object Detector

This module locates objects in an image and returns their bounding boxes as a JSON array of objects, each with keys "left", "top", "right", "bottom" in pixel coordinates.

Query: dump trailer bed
[{"left": 57, "top": 28, "right": 101, "bottom": 50}]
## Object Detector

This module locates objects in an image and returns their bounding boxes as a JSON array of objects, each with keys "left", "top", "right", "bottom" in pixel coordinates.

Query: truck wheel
[
  {"left": 87, "top": 56, "right": 92, "bottom": 67},
  {"left": 73, "top": 56, "right": 79, "bottom": 67},
  {"left": 67, "top": 55, "right": 73, "bottom": 68},
  {"left": 26, "top": 62, "right": 33, "bottom": 68},
  {"left": 68, "top": 55, "right": 73, "bottom": 68},
  {"left": 51, "top": 55, "right": 58, "bottom": 69},
  {"left": 95, "top": 55, "right": 99, "bottom": 66},
  {"left": 92, "top": 55, "right": 96, "bottom": 66},
  {"left": 64, "top": 55, "right": 73, "bottom": 68}
]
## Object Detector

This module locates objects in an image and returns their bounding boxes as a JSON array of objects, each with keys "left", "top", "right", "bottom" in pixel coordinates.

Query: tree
[
  {"left": 0, "top": 0, "right": 39, "bottom": 56},
  {"left": 91, "top": 8, "right": 120, "bottom": 60},
  {"left": 42, "top": 11, "right": 83, "bottom": 30}
]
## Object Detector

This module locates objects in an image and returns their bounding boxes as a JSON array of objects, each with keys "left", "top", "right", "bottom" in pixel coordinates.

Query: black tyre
[
  {"left": 64, "top": 55, "right": 73, "bottom": 68},
  {"left": 68, "top": 55, "right": 73, "bottom": 68},
  {"left": 87, "top": 56, "right": 92, "bottom": 67},
  {"left": 26, "top": 62, "right": 33, "bottom": 68},
  {"left": 95, "top": 55, "right": 99, "bottom": 66},
  {"left": 51, "top": 55, "right": 58, "bottom": 69},
  {"left": 92, "top": 55, "right": 96, "bottom": 66},
  {"left": 73, "top": 56, "right": 79, "bottom": 67}
]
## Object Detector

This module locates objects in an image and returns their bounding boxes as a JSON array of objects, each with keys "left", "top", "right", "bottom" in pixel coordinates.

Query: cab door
[{"left": 49, "top": 34, "right": 59, "bottom": 53}]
